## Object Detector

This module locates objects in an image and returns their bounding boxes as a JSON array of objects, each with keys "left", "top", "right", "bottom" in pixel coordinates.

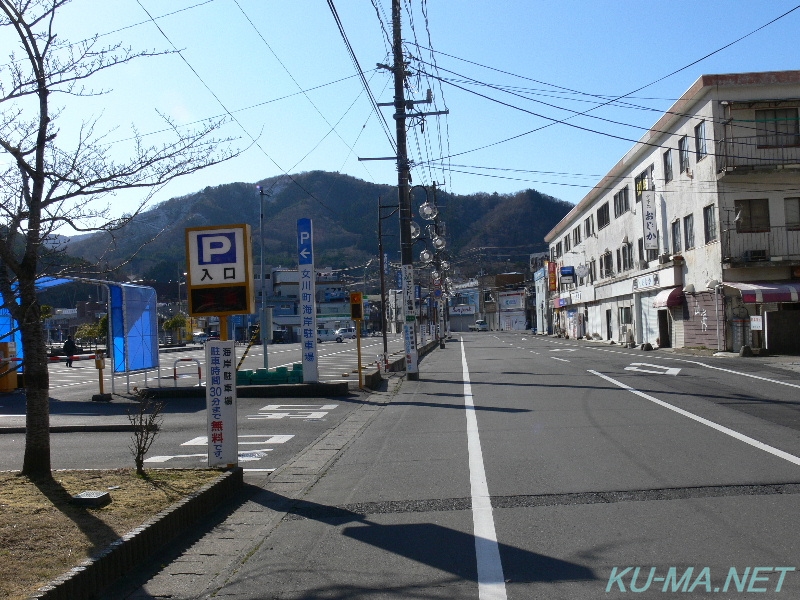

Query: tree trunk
[{"left": 20, "top": 283, "right": 51, "bottom": 478}]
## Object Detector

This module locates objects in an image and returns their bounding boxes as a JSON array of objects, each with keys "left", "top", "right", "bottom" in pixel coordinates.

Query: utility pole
[{"left": 392, "top": 0, "right": 418, "bottom": 380}]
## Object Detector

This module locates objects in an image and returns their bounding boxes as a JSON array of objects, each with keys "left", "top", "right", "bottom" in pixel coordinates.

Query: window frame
[
  {"left": 734, "top": 198, "right": 771, "bottom": 233},
  {"left": 703, "top": 204, "right": 718, "bottom": 243},
  {"left": 678, "top": 135, "right": 690, "bottom": 173},
  {"left": 684, "top": 214, "right": 695, "bottom": 250},
  {"left": 694, "top": 120, "right": 707, "bottom": 160},
  {"left": 600, "top": 251, "right": 613, "bottom": 278},
  {"left": 634, "top": 166, "right": 653, "bottom": 203},
  {"left": 597, "top": 202, "right": 611, "bottom": 229},
  {"left": 572, "top": 225, "right": 582, "bottom": 247},
  {"left": 613, "top": 186, "right": 630, "bottom": 218},
  {"left": 755, "top": 108, "right": 800, "bottom": 148},
  {"left": 671, "top": 220, "right": 681, "bottom": 254},
  {"left": 663, "top": 149, "right": 673, "bottom": 184},
  {"left": 564, "top": 234, "right": 571, "bottom": 252},
  {"left": 785, "top": 197, "right": 800, "bottom": 231},
  {"left": 584, "top": 215, "right": 595, "bottom": 238}
]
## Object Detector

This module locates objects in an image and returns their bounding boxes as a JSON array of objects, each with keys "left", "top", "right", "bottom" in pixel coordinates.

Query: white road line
[
  {"left": 551, "top": 357, "right": 570, "bottom": 362},
  {"left": 589, "top": 370, "right": 800, "bottom": 466},
  {"left": 589, "top": 347, "right": 800, "bottom": 390},
  {"left": 460, "top": 339, "right": 507, "bottom": 600}
]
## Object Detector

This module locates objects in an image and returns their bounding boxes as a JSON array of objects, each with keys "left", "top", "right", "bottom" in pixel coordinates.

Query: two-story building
[{"left": 545, "top": 70, "right": 800, "bottom": 353}]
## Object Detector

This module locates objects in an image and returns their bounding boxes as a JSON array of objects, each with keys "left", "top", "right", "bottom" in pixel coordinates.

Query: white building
[{"left": 545, "top": 70, "right": 800, "bottom": 353}]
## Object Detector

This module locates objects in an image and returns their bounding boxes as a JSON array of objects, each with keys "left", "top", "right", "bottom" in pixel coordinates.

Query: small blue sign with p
[{"left": 197, "top": 232, "right": 237, "bottom": 264}]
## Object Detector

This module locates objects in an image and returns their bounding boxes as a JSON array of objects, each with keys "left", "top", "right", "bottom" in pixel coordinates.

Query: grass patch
[{"left": 0, "top": 468, "right": 223, "bottom": 600}]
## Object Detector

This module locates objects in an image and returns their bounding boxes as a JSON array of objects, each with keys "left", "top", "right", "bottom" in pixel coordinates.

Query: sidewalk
[{"left": 106, "top": 373, "right": 406, "bottom": 600}]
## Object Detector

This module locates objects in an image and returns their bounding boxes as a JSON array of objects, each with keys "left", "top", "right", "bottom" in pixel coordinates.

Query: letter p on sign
[{"left": 198, "top": 233, "right": 236, "bottom": 264}]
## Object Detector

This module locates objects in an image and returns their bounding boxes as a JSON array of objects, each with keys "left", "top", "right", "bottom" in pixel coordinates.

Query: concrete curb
[
  {"left": 28, "top": 467, "right": 244, "bottom": 600},
  {"left": 0, "top": 424, "right": 156, "bottom": 435},
  {"left": 136, "top": 381, "right": 351, "bottom": 400}
]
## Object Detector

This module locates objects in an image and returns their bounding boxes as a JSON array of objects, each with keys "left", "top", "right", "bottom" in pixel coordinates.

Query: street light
[
  {"left": 378, "top": 198, "right": 399, "bottom": 370},
  {"left": 256, "top": 185, "right": 271, "bottom": 368}
]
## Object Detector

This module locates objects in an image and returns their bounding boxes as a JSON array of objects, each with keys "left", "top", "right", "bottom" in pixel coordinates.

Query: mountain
[{"left": 64, "top": 171, "right": 572, "bottom": 289}]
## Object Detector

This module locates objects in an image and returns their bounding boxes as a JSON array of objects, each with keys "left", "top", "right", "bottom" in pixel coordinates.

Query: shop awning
[
  {"left": 724, "top": 281, "right": 800, "bottom": 303},
  {"left": 652, "top": 287, "right": 684, "bottom": 308}
]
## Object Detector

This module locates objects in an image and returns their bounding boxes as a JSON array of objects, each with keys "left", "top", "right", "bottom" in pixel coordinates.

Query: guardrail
[{"left": 173, "top": 358, "right": 202, "bottom": 387}]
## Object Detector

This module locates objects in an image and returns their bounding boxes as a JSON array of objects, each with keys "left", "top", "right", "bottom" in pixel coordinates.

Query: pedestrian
[{"left": 63, "top": 336, "right": 77, "bottom": 367}]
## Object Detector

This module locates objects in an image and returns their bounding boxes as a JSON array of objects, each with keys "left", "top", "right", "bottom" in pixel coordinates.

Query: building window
[
  {"left": 694, "top": 120, "right": 707, "bottom": 160},
  {"left": 622, "top": 242, "right": 634, "bottom": 271},
  {"left": 619, "top": 306, "right": 633, "bottom": 325},
  {"left": 672, "top": 220, "right": 681, "bottom": 253},
  {"left": 734, "top": 199, "right": 770, "bottom": 233},
  {"left": 573, "top": 225, "right": 582, "bottom": 247},
  {"left": 597, "top": 202, "right": 610, "bottom": 229},
  {"left": 600, "top": 252, "right": 613, "bottom": 278},
  {"left": 584, "top": 215, "right": 595, "bottom": 238},
  {"left": 616, "top": 248, "right": 621, "bottom": 273},
  {"left": 589, "top": 260, "right": 596, "bottom": 283},
  {"left": 613, "top": 186, "right": 630, "bottom": 217},
  {"left": 786, "top": 197, "right": 800, "bottom": 230},
  {"left": 755, "top": 108, "right": 799, "bottom": 148},
  {"left": 634, "top": 166, "right": 653, "bottom": 202},
  {"left": 555, "top": 241, "right": 563, "bottom": 258},
  {"left": 703, "top": 204, "right": 717, "bottom": 243},
  {"left": 564, "top": 234, "right": 571, "bottom": 252},
  {"left": 663, "top": 149, "right": 673, "bottom": 183},
  {"left": 684, "top": 214, "right": 695, "bottom": 249},
  {"left": 678, "top": 135, "right": 690, "bottom": 172}
]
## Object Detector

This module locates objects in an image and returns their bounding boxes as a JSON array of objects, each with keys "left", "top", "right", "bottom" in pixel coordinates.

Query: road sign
[
  {"left": 297, "top": 219, "right": 319, "bottom": 383},
  {"left": 186, "top": 224, "right": 255, "bottom": 317},
  {"left": 297, "top": 218, "right": 313, "bottom": 265}
]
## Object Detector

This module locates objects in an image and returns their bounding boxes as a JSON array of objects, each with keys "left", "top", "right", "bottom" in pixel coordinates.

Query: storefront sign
[
  {"left": 548, "top": 261, "right": 557, "bottom": 291},
  {"left": 297, "top": 219, "right": 318, "bottom": 383},
  {"left": 633, "top": 272, "right": 660, "bottom": 291},
  {"left": 750, "top": 315, "right": 763, "bottom": 331},
  {"left": 642, "top": 191, "right": 658, "bottom": 251},
  {"left": 451, "top": 305, "right": 476, "bottom": 315}
]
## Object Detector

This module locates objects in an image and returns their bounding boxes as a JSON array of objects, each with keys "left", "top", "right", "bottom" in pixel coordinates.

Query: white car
[
  {"left": 334, "top": 327, "right": 357, "bottom": 340},
  {"left": 317, "top": 329, "right": 342, "bottom": 343},
  {"left": 469, "top": 320, "right": 489, "bottom": 332}
]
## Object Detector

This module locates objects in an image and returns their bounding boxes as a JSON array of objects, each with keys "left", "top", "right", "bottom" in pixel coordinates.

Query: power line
[{"left": 134, "top": 0, "right": 337, "bottom": 215}]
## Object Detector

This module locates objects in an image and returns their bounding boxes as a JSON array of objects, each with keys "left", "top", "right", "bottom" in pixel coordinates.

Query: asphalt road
[
  {"left": 7, "top": 331, "right": 800, "bottom": 598},
  {"left": 156, "top": 332, "right": 800, "bottom": 600},
  {"left": 0, "top": 334, "right": 406, "bottom": 472}
]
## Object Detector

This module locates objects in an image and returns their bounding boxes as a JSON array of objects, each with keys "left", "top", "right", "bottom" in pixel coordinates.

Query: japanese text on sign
[
  {"left": 206, "top": 340, "right": 238, "bottom": 467},
  {"left": 642, "top": 191, "right": 658, "bottom": 251}
]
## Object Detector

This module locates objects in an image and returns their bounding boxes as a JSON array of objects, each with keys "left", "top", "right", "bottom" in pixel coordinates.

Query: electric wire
[
  {"left": 326, "top": 0, "right": 397, "bottom": 155},
  {"left": 134, "top": 0, "right": 337, "bottom": 215}
]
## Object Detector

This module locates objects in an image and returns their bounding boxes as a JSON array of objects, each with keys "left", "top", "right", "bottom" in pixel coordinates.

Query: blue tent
[{"left": 0, "top": 278, "right": 159, "bottom": 375}]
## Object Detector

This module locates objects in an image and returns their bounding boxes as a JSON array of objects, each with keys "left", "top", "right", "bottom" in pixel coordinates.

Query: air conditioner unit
[
  {"left": 742, "top": 249, "right": 768, "bottom": 262},
  {"left": 658, "top": 253, "right": 671, "bottom": 264},
  {"left": 686, "top": 168, "right": 694, "bottom": 178}
]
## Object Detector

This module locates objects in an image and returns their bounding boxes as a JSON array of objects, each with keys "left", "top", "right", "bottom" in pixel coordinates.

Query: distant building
[{"left": 545, "top": 71, "right": 800, "bottom": 352}]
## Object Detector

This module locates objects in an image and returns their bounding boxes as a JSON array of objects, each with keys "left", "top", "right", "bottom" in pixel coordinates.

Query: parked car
[
  {"left": 317, "top": 329, "right": 342, "bottom": 343},
  {"left": 334, "top": 327, "right": 357, "bottom": 340},
  {"left": 468, "top": 320, "right": 489, "bottom": 332},
  {"left": 193, "top": 333, "right": 209, "bottom": 344}
]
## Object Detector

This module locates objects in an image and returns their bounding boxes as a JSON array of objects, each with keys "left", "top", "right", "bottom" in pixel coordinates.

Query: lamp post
[
  {"left": 256, "top": 185, "right": 270, "bottom": 368},
  {"left": 379, "top": 199, "right": 399, "bottom": 370}
]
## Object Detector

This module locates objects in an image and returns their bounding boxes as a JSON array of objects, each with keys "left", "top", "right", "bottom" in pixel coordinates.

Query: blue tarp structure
[{"left": 0, "top": 278, "right": 159, "bottom": 374}]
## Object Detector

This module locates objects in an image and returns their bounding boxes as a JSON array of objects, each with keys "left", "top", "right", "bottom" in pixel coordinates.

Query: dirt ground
[{"left": 0, "top": 468, "right": 223, "bottom": 600}]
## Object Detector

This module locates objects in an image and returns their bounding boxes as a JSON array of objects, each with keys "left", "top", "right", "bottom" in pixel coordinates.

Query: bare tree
[
  {"left": 127, "top": 399, "right": 164, "bottom": 476},
  {"left": 0, "top": 0, "right": 238, "bottom": 477}
]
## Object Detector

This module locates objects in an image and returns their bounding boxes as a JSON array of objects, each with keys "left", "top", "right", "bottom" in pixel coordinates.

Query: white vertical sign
[
  {"left": 297, "top": 218, "right": 319, "bottom": 383},
  {"left": 206, "top": 340, "right": 238, "bottom": 467},
  {"left": 401, "top": 264, "right": 418, "bottom": 374},
  {"left": 642, "top": 190, "right": 658, "bottom": 251}
]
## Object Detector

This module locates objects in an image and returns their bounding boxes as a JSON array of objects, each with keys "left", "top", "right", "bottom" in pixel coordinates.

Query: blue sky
[{"left": 7, "top": 1, "right": 800, "bottom": 223}]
